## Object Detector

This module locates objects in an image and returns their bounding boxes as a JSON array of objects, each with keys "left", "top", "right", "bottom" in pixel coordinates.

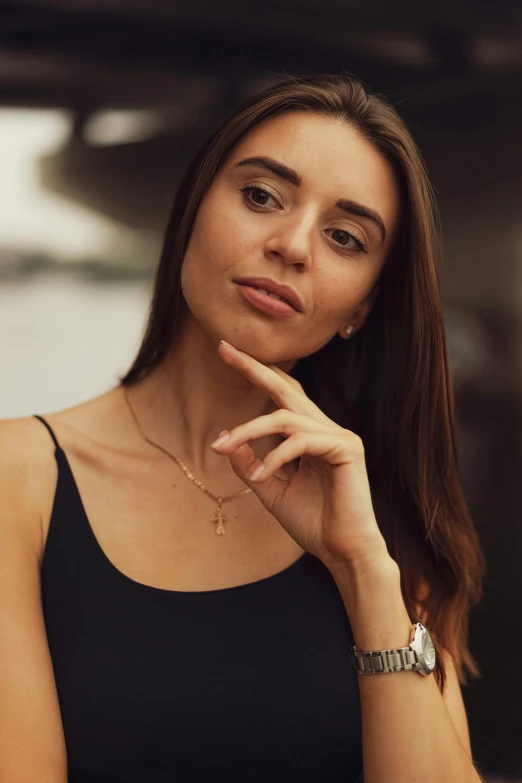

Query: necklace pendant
[{"left": 211, "top": 505, "right": 227, "bottom": 536}]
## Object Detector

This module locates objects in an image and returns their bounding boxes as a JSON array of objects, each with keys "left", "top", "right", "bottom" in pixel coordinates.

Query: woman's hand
[{"left": 211, "top": 340, "right": 392, "bottom": 569}]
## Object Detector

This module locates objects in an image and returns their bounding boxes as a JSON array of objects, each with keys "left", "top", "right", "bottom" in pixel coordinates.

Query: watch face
[{"left": 421, "top": 629, "right": 436, "bottom": 670}]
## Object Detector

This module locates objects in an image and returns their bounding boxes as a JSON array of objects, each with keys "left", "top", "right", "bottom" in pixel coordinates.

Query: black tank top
[{"left": 35, "top": 415, "right": 364, "bottom": 783}]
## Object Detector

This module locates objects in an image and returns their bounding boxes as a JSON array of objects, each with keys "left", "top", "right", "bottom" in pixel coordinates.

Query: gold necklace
[{"left": 123, "top": 387, "right": 252, "bottom": 536}]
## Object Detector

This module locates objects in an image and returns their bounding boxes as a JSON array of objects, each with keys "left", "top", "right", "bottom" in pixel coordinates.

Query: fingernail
[
  {"left": 250, "top": 463, "right": 265, "bottom": 481},
  {"left": 210, "top": 431, "right": 230, "bottom": 448},
  {"left": 219, "top": 340, "right": 235, "bottom": 349}
]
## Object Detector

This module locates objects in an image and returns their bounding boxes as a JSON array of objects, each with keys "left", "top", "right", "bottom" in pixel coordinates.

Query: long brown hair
[{"left": 120, "top": 72, "right": 486, "bottom": 694}]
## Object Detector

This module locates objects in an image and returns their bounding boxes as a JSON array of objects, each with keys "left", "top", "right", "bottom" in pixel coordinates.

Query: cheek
[
  {"left": 313, "top": 269, "right": 371, "bottom": 322},
  {"left": 314, "top": 271, "right": 349, "bottom": 310},
  {"left": 180, "top": 206, "right": 242, "bottom": 304},
  {"left": 191, "top": 199, "right": 255, "bottom": 273}
]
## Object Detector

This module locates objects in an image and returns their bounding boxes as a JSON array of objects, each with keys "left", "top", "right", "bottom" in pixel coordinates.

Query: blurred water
[{"left": 0, "top": 274, "right": 151, "bottom": 419}]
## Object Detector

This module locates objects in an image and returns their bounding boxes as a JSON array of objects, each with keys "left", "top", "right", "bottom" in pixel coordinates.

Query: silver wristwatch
[{"left": 349, "top": 622, "right": 436, "bottom": 676}]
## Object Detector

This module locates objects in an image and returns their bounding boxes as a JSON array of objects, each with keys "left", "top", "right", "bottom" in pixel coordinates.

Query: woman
[{"left": 0, "top": 73, "right": 485, "bottom": 782}]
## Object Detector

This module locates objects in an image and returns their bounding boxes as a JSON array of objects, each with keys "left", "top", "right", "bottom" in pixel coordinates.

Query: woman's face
[{"left": 181, "top": 110, "right": 400, "bottom": 364}]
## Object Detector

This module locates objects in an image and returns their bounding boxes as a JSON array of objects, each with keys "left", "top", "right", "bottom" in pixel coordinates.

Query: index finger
[{"left": 217, "top": 340, "right": 308, "bottom": 413}]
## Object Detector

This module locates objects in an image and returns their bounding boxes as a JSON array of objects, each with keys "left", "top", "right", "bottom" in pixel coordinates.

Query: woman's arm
[
  {"left": 327, "top": 555, "right": 484, "bottom": 783},
  {"left": 0, "top": 421, "right": 67, "bottom": 783}
]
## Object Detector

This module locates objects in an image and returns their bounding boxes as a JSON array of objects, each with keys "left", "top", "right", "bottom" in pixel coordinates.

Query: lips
[
  {"left": 233, "top": 276, "right": 304, "bottom": 312},
  {"left": 236, "top": 283, "right": 298, "bottom": 318}
]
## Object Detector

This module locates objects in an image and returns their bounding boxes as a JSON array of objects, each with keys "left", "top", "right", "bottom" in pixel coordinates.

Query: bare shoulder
[
  {"left": 0, "top": 389, "right": 115, "bottom": 556},
  {"left": 0, "top": 415, "right": 62, "bottom": 562},
  {"left": 0, "top": 415, "right": 69, "bottom": 780},
  {"left": 0, "top": 413, "right": 61, "bottom": 464},
  {"left": 3, "top": 387, "right": 127, "bottom": 525}
]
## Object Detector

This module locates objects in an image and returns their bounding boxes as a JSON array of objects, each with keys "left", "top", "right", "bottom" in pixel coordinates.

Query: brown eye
[
  {"left": 239, "top": 186, "right": 278, "bottom": 209},
  {"left": 326, "top": 228, "right": 367, "bottom": 254},
  {"left": 332, "top": 229, "right": 351, "bottom": 246}
]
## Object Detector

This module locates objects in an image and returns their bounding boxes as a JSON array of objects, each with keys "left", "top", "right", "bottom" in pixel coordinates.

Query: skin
[{"left": 125, "top": 110, "right": 399, "bottom": 477}]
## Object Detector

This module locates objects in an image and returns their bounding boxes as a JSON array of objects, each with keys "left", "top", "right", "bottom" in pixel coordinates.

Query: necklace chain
[{"left": 122, "top": 387, "right": 252, "bottom": 535}]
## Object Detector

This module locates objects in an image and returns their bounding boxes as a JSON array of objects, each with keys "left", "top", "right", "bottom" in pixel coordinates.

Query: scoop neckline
[{"left": 54, "top": 446, "right": 312, "bottom": 597}]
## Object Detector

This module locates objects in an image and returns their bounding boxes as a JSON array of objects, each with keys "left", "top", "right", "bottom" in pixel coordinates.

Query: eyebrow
[{"left": 234, "top": 155, "right": 387, "bottom": 243}]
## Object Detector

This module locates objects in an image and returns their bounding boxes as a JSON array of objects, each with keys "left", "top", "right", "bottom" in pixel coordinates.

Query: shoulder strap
[{"left": 33, "top": 415, "right": 61, "bottom": 451}]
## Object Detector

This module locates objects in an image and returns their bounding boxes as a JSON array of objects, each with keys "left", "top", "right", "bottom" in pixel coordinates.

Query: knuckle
[
  {"left": 270, "top": 408, "right": 292, "bottom": 434},
  {"left": 287, "top": 377, "right": 304, "bottom": 392},
  {"left": 346, "top": 431, "right": 364, "bottom": 453}
]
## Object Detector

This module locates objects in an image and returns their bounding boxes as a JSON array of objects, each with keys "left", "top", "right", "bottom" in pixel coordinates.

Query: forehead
[{"left": 227, "top": 111, "right": 399, "bottom": 235}]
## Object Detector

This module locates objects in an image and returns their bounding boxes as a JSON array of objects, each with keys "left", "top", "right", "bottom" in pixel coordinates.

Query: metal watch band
[{"left": 348, "top": 644, "right": 420, "bottom": 675}]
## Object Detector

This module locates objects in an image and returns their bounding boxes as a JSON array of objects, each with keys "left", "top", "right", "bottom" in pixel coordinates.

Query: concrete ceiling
[{"left": 2, "top": 0, "right": 522, "bottom": 229}]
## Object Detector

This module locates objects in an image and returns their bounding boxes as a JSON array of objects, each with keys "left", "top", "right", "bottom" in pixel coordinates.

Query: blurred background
[{"left": 1, "top": 1, "right": 521, "bottom": 779}]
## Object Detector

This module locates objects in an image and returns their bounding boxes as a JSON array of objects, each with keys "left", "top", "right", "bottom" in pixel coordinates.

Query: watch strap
[{"left": 349, "top": 643, "right": 420, "bottom": 675}]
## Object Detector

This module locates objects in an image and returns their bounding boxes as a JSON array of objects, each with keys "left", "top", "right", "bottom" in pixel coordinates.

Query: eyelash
[{"left": 238, "top": 185, "right": 368, "bottom": 255}]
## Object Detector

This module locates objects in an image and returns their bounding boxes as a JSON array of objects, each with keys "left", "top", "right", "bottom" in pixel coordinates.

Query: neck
[{"left": 122, "top": 318, "right": 297, "bottom": 477}]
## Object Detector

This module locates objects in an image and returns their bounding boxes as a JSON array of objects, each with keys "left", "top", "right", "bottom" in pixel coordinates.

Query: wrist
[
  {"left": 321, "top": 544, "right": 399, "bottom": 584},
  {"left": 323, "top": 554, "right": 413, "bottom": 653}
]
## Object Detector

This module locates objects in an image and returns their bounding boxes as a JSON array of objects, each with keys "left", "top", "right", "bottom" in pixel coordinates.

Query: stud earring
[{"left": 344, "top": 324, "right": 354, "bottom": 336}]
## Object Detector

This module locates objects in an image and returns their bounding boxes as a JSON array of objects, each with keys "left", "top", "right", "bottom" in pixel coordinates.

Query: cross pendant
[{"left": 210, "top": 503, "right": 227, "bottom": 535}]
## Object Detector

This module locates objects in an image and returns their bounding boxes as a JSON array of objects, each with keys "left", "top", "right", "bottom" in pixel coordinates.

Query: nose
[{"left": 263, "top": 209, "right": 315, "bottom": 269}]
